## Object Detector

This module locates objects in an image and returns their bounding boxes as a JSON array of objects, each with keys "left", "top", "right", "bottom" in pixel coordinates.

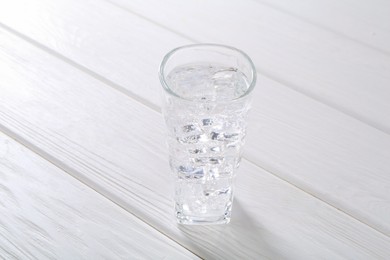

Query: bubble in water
[
  {"left": 182, "top": 124, "right": 199, "bottom": 133},
  {"left": 178, "top": 165, "right": 204, "bottom": 179},
  {"left": 188, "top": 147, "right": 207, "bottom": 154},
  {"left": 202, "top": 118, "right": 213, "bottom": 126}
]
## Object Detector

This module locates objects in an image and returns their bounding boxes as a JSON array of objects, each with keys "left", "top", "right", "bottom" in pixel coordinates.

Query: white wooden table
[{"left": 1, "top": 0, "right": 390, "bottom": 259}]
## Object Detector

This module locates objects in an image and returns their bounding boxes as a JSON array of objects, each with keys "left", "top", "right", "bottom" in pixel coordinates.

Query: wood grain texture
[
  {"left": 3, "top": 0, "right": 390, "bottom": 134},
  {"left": 0, "top": 131, "right": 198, "bottom": 259},
  {"left": 246, "top": 76, "right": 390, "bottom": 235},
  {"left": 106, "top": 0, "right": 390, "bottom": 134},
  {"left": 254, "top": 0, "right": 390, "bottom": 54},
  {"left": 1, "top": 28, "right": 390, "bottom": 259},
  {"left": 0, "top": 0, "right": 389, "bottom": 237},
  {"left": 0, "top": 0, "right": 191, "bottom": 108}
]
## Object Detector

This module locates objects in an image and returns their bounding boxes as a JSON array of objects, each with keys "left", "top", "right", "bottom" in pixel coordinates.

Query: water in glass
[{"left": 163, "top": 63, "right": 251, "bottom": 224}]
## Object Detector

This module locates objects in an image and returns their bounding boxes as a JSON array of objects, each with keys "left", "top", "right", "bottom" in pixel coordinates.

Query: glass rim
[{"left": 159, "top": 43, "right": 257, "bottom": 102}]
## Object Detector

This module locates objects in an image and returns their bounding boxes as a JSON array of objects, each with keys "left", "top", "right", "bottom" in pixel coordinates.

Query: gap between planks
[
  {"left": 0, "top": 22, "right": 160, "bottom": 114},
  {"left": 5, "top": 20, "right": 388, "bottom": 258},
  {"left": 0, "top": 12, "right": 389, "bottom": 239},
  {"left": 248, "top": 0, "right": 390, "bottom": 56},
  {"left": 1, "top": 6, "right": 389, "bottom": 138},
  {"left": 1, "top": 0, "right": 389, "bottom": 136},
  {"left": 243, "top": 155, "right": 390, "bottom": 239},
  {"left": 0, "top": 125, "right": 203, "bottom": 260},
  {"left": 0, "top": 6, "right": 390, "bottom": 241},
  {"left": 104, "top": 0, "right": 390, "bottom": 136}
]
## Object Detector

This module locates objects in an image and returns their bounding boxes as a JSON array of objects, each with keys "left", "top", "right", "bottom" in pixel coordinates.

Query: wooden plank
[
  {"left": 254, "top": 0, "right": 390, "bottom": 54},
  {"left": 0, "top": 0, "right": 389, "bottom": 237},
  {"left": 3, "top": 0, "right": 390, "bottom": 134},
  {"left": 246, "top": 76, "right": 390, "bottom": 235},
  {"left": 1, "top": 27, "right": 390, "bottom": 259},
  {"left": 105, "top": 0, "right": 390, "bottom": 134},
  {"left": 0, "top": 131, "right": 198, "bottom": 259},
  {"left": 0, "top": 0, "right": 191, "bottom": 108}
]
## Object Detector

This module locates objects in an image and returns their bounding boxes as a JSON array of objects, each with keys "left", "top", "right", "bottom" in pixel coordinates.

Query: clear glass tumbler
[{"left": 159, "top": 44, "right": 256, "bottom": 224}]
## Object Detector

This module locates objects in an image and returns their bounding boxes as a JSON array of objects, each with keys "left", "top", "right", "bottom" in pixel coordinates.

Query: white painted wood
[
  {"left": 0, "top": 131, "right": 198, "bottom": 259},
  {"left": 254, "top": 0, "right": 390, "bottom": 54},
  {"left": 246, "top": 76, "right": 390, "bottom": 235},
  {"left": 105, "top": 0, "right": 390, "bottom": 134},
  {"left": 0, "top": 0, "right": 191, "bottom": 109},
  {"left": 0, "top": 0, "right": 389, "bottom": 237},
  {"left": 2, "top": 0, "right": 390, "bottom": 134},
  {"left": 1, "top": 28, "right": 390, "bottom": 259}
]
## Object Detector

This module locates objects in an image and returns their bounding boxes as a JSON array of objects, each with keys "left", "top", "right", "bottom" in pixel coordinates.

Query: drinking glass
[{"left": 159, "top": 44, "right": 256, "bottom": 224}]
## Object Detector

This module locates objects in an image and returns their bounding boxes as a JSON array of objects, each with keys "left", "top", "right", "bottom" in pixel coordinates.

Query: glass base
[
  {"left": 175, "top": 199, "right": 233, "bottom": 225},
  {"left": 176, "top": 212, "right": 231, "bottom": 225},
  {"left": 174, "top": 177, "right": 234, "bottom": 225}
]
